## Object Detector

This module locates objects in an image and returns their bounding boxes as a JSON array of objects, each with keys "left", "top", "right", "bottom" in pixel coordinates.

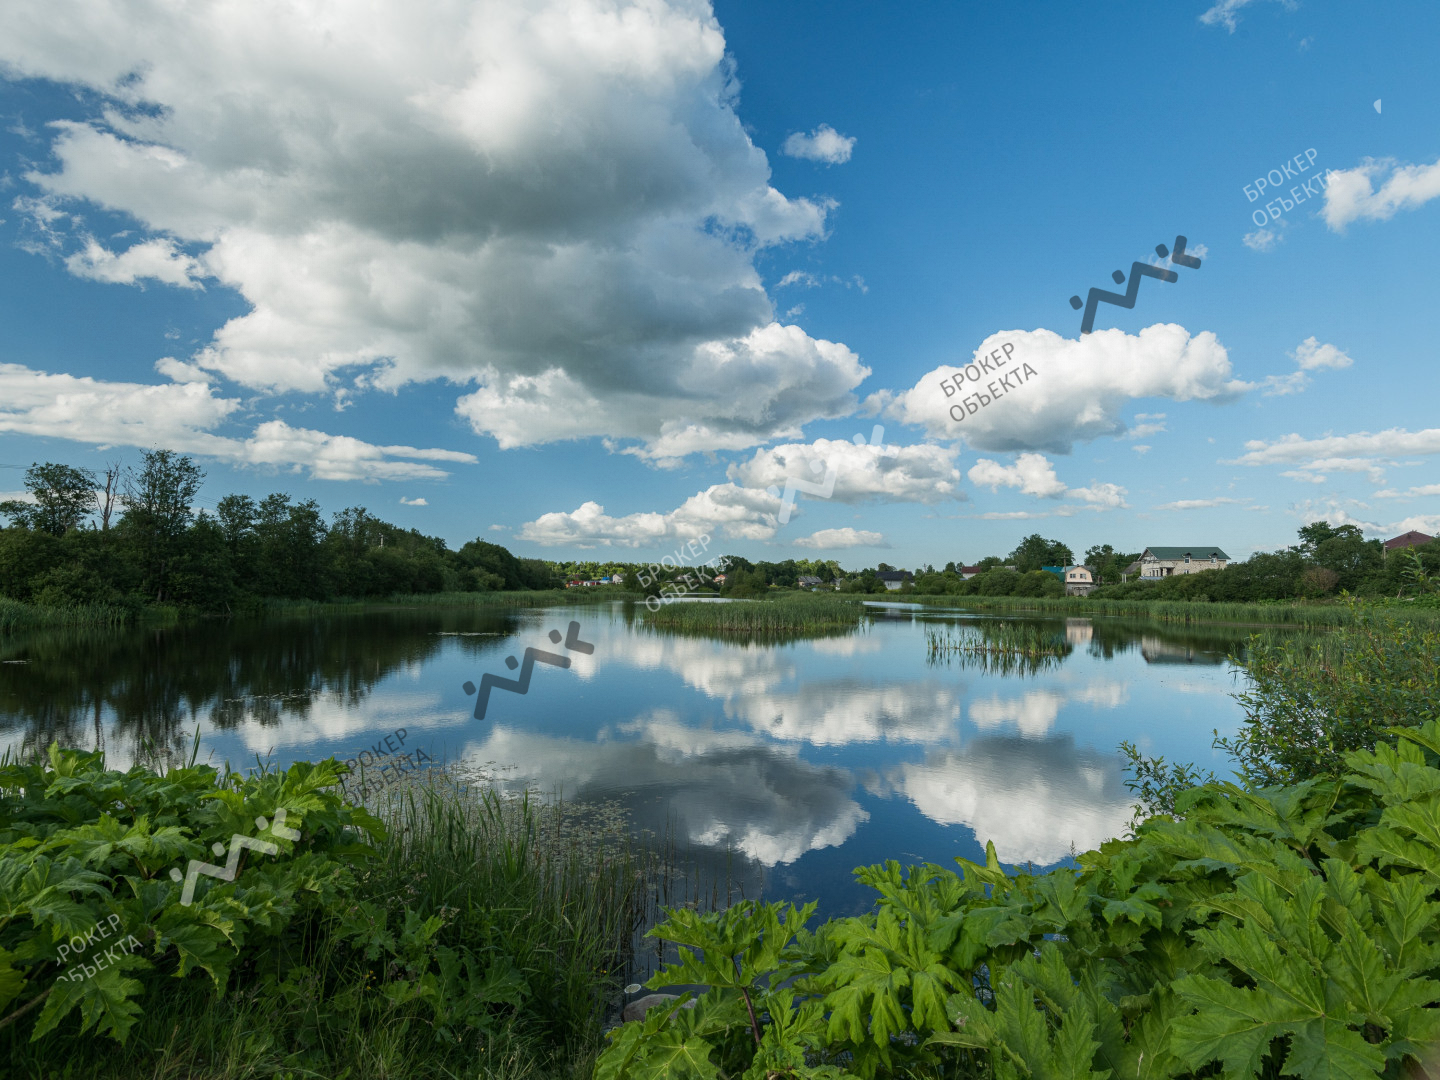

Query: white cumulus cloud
[
  {"left": 966, "top": 452, "right": 1128, "bottom": 509},
  {"left": 1323, "top": 155, "right": 1440, "bottom": 230},
  {"left": 65, "top": 236, "right": 207, "bottom": 289},
  {"left": 793, "top": 528, "right": 886, "bottom": 549},
  {"left": 875, "top": 325, "right": 1247, "bottom": 454},
  {"left": 0, "top": 0, "right": 865, "bottom": 459},
  {"left": 0, "top": 362, "right": 475, "bottom": 482},
  {"left": 518, "top": 433, "right": 964, "bottom": 546},
  {"left": 780, "top": 124, "right": 855, "bottom": 164}
]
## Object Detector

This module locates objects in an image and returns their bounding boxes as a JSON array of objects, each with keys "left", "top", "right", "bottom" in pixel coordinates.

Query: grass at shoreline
[
  {"left": 0, "top": 588, "right": 637, "bottom": 636},
  {"left": 903, "top": 592, "right": 1440, "bottom": 626},
  {"left": 0, "top": 595, "right": 139, "bottom": 634},
  {"left": 260, "top": 586, "right": 640, "bottom": 617}
]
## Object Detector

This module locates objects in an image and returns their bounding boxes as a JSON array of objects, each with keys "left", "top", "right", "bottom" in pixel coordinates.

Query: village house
[
  {"left": 1137, "top": 546, "right": 1231, "bottom": 579},
  {"left": 1042, "top": 564, "right": 1096, "bottom": 596},
  {"left": 1384, "top": 530, "right": 1434, "bottom": 558},
  {"left": 875, "top": 570, "right": 913, "bottom": 591},
  {"left": 797, "top": 575, "right": 824, "bottom": 589}
]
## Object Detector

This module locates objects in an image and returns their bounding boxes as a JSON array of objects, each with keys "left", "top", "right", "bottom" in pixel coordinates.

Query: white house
[
  {"left": 876, "top": 570, "right": 913, "bottom": 591},
  {"left": 1138, "top": 546, "right": 1231, "bottom": 579},
  {"left": 1061, "top": 565, "right": 1095, "bottom": 596}
]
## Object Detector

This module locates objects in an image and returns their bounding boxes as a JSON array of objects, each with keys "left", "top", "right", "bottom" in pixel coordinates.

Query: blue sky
[{"left": 1, "top": 0, "right": 1437, "bottom": 567}]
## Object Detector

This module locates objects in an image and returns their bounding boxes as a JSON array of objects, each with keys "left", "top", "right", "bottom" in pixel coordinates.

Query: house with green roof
[{"left": 1137, "top": 546, "right": 1231, "bottom": 579}]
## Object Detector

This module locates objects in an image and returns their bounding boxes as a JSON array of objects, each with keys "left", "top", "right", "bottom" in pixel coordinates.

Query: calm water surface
[{"left": 0, "top": 601, "right": 1262, "bottom": 916}]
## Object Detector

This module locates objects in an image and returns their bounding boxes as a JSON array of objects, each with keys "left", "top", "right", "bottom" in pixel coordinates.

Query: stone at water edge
[{"left": 621, "top": 993, "right": 697, "bottom": 1023}]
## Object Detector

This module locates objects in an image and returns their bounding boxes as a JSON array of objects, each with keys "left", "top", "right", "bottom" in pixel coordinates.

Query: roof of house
[
  {"left": 875, "top": 570, "right": 913, "bottom": 582},
  {"left": 1384, "top": 530, "right": 1435, "bottom": 551},
  {"left": 1040, "top": 565, "right": 1065, "bottom": 577},
  {"left": 1142, "top": 546, "right": 1231, "bottom": 561},
  {"left": 797, "top": 575, "right": 823, "bottom": 585},
  {"left": 959, "top": 565, "right": 983, "bottom": 573}
]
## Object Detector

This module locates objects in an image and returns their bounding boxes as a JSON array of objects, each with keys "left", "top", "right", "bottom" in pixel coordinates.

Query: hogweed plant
[{"left": 597, "top": 720, "right": 1440, "bottom": 1079}]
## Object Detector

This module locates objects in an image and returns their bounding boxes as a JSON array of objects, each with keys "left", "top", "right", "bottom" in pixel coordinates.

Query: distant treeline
[
  {"left": 3, "top": 454, "right": 1436, "bottom": 612},
  {"left": 0, "top": 453, "right": 563, "bottom": 611}
]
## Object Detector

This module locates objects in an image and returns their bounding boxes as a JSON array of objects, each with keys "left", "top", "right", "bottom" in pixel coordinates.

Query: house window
[{"left": 1184, "top": 555, "right": 1190, "bottom": 563}]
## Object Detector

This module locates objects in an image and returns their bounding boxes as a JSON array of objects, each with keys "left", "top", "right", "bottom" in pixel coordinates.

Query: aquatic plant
[
  {"left": 639, "top": 593, "right": 864, "bottom": 637},
  {"left": 924, "top": 622, "right": 1067, "bottom": 658}
]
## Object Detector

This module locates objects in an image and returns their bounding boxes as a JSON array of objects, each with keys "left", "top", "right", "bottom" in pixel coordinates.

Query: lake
[{"left": 0, "top": 599, "right": 1260, "bottom": 918}]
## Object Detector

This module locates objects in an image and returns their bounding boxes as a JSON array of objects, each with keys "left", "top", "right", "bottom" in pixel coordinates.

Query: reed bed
[
  {"left": 0, "top": 596, "right": 134, "bottom": 634},
  {"left": 640, "top": 593, "right": 864, "bottom": 636},
  {"left": 926, "top": 623, "right": 1068, "bottom": 658}
]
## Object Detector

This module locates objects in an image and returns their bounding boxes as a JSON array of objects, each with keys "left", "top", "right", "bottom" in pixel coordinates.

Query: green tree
[
  {"left": 0, "top": 463, "right": 98, "bottom": 535},
  {"left": 119, "top": 450, "right": 205, "bottom": 602},
  {"left": 1008, "top": 533, "right": 1073, "bottom": 573}
]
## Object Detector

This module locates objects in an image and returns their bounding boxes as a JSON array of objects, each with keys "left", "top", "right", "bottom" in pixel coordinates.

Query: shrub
[{"left": 1220, "top": 611, "right": 1440, "bottom": 786}]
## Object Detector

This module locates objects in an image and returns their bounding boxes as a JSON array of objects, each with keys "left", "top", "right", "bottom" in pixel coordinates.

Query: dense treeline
[{"left": 0, "top": 453, "right": 563, "bottom": 612}]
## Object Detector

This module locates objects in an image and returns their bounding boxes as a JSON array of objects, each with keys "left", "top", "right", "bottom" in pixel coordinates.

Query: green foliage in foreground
[
  {"left": 1, "top": 748, "right": 647, "bottom": 1078},
  {"left": 600, "top": 721, "right": 1440, "bottom": 1079}
]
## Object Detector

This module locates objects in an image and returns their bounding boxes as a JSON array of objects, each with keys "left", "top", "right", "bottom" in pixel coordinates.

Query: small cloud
[
  {"left": 776, "top": 270, "right": 819, "bottom": 288},
  {"left": 1261, "top": 371, "right": 1309, "bottom": 396},
  {"left": 1131, "top": 445, "right": 1152, "bottom": 454},
  {"left": 1154, "top": 497, "right": 1249, "bottom": 510},
  {"left": 1127, "top": 413, "right": 1167, "bottom": 439},
  {"left": 66, "top": 237, "right": 208, "bottom": 290},
  {"left": 1261, "top": 337, "right": 1354, "bottom": 396},
  {"left": 1243, "top": 227, "right": 1279, "bottom": 252},
  {"left": 1374, "top": 483, "right": 1440, "bottom": 500},
  {"left": 1323, "top": 155, "right": 1440, "bottom": 230},
  {"left": 1200, "top": 0, "right": 1297, "bottom": 34},
  {"left": 793, "top": 527, "right": 886, "bottom": 549},
  {"left": 154, "top": 357, "right": 212, "bottom": 384},
  {"left": 781, "top": 124, "right": 856, "bottom": 165},
  {"left": 1281, "top": 470, "right": 1328, "bottom": 484},
  {"left": 399, "top": 497, "right": 428, "bottom": 506},
  {"left": 1292, "top": 336, "right": 1353, "bottom": 371}
]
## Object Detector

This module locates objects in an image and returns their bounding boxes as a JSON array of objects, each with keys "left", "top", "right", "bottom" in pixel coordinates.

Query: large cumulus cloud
[
  {"left": 0, "top": 0, "right": 866, "bottom": 455},
  {"left": 874, "top": 325, "right": 1248, "bottom": 454}
]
